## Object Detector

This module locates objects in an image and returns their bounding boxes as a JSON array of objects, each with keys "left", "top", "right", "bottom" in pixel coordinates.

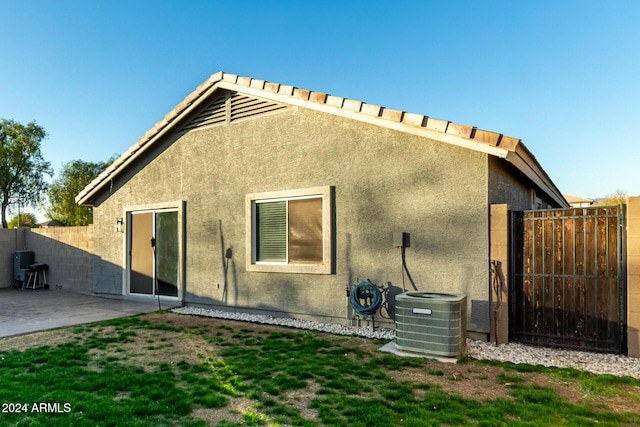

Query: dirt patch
[
  {"left": 386, "top": 359, "right": 640, "bottom": 414},
  {"left": 387, "top": 364, "right": 585, "bottom": 403},
  {"left": 193, "top": 397, "right": 257, "bottom": 425},
  {"left": 282, "top": 380, "right": 321, "bottom": 422},
  {"left": 2, "top": 311, "right": 640, "bottom": 424},
  {"left": 0, "top": 328, "right": 78, "bottom": 352},
  {"left": 140, "top": 313, "right": 640, "bottom": 417}
]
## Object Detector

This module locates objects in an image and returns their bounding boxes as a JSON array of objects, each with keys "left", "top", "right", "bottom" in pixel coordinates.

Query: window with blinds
[
  {"left": 247, "top": 186, "right": 333, "bottom": 274},
  {"left": 255, "top": 197, "right": 323, "bottom": 263},
  {"left": 256, "top": 201, "right": 287, "bottom": 262}
]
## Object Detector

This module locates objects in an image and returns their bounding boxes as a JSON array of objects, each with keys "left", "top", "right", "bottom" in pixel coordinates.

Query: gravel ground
[{"left": 172, "top": 307, "right": 640, "bottom": 379}]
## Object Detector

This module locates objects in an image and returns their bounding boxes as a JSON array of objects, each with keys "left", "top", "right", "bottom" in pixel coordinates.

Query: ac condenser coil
[{"left": 395, "top": 292, "right": 467, "bottom": 357}]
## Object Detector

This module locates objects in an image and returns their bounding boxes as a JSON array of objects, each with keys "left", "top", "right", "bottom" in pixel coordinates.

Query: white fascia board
[
  {"left": 76, "top": 83, "right": 222, "bottom": 206},
  {"left": 505, "top": 148, "right": 569, "bottom": 208}
]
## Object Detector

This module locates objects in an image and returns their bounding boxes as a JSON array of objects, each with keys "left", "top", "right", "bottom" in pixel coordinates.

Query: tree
[
  {"left": 7, "top": 212, "right": 38, "bottom": 228},
  {"left": 46, "top": 158, "right": 113, "bottom": 226},
  {"left": 0, "top": 119, "right": 53, "bottom": 228},
  {"left": 596, "top": 190, "right": 628, "bottom": 206}
]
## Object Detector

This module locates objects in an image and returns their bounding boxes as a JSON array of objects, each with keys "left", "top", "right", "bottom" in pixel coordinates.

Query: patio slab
[{"left": 0, "top": 288, "right": 180, "bottom": 338}]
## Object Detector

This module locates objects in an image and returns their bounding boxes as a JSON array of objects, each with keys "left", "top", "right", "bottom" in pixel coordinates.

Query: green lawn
[{"left": 0, "top": 312, "right": 639, "bottom": 426}]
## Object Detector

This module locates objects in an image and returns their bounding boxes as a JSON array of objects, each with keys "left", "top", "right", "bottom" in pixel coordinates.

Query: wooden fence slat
[
  {"left": 564, "top": 218, "right": 575, "bottom": 276},
  {"left": 584, "top": 278, "right": 597, "bottom": 340},
  {"left": 534, "top": 276, "right": 543, "bottom": 335},
  {"left": 554, "top": 276, "right": 563, "bottom": 336},
  {"left": 512, "top": 206, "right": 624, "bottom": 354},
  {"left": 597, "top": 217, "right": 608, "bottom": 276},
  {"left": 585, "top": 216, "right": 596, "bottom": 276},
  {"left": 544, "top": 219, "right": 554, "bottom": 275},
  {"left": 575, "top": 217, "right": 585, "bottom": 275},
  {"left": 608, "top": 277, "right": 618, "bottom": 340},
  {"left": 608, "top": 215, "right": 618, "bottom": 276},
  {"left": 565, "top": 277, "right": 576, "bottom": 338},
  {"left": 575, "top": 277, "right": 586, "bottom": 339}
]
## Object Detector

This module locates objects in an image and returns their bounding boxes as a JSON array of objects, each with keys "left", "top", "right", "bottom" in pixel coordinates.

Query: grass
[{"left": 0, "top": 312, "right": 639, "bottom": 426}]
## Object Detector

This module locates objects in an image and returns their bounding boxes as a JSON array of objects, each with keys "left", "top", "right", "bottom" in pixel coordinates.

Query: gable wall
[
  {"left": 488, "top": 156, "right": 563, "bottom": 211},
  {"left": 93, "top": 106, "right": 491, "bottom": 329},
  {"left": 488, "top": 157, "right": 533, "bottom": 211}
]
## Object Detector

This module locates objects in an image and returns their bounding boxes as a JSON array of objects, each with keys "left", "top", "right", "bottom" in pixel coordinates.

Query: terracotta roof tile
[
  {"left": 342, "top": 99, "right": 363, "bottom": 112},
  {"left": 125, "top": 71, "right": 526, "bottom": 162},
  {"left": 293, "top": 88, "right": 311, "bottom": 100},
  {"left": 360, "top": 103, "right": 382, "bottom": 117},
  {"left": 164, "top": 109, "right": 179, "bottom": 122},
  {"left": 326, "top": 95, "right": 345, "bottom": 108},
  {"left": 209, "top": 71, "right": 223, "bottom": 82},
  {"left": 222, "top": 73, "right": 238, "bottom": 83},
  {"left": 499, "top": 136, "right": 520, "bottom": 150},
  {"left": 278, "top": 85, "right": 295, "bottom": 96},
  {"left": 425, "top": 118, "right": 448, "bottom": 132},
  {"left": 309, "top": 92, "right": 328, "bottom": 103},
  {"left": 264, "top": 82, "right": 280, "bottom": 93},
  {"left": 381, "top": 108, "right": 403, "bottom": 122},
  {"left": 249, "top": 79, "right": 265, "bottom": 89},
  {"left": 236, "top": 76, "right": 251, "bottom": 86},
  {"left": 472, "top": 129, "right": 502, "bottom": 146},
  {"left": 78, "top": 71, "right": 547, "bottom": 205},
  {"left": 402, "top": 112, "right": 427, "bottom": 127},
  {"left": 445, "top": 122, "right": 474, "bottom": 138}
]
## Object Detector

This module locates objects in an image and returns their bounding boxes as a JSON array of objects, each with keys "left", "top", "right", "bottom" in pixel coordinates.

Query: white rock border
[
  {"left": 172, "top": 307, "right": 396, "bottom": 339},
  {"left": 172, "top": 306, "right": 640, "bottom": 379}
]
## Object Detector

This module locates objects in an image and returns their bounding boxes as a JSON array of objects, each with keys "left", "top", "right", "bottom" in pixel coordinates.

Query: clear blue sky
[{"left": 1, "top": 0, "right": 638, "bottom": 218}]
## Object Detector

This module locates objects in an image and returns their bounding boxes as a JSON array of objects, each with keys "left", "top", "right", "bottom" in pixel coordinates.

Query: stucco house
[
  {"left": 76, "top": 72, "right": 568, "bottom": 340},
  {"left": 562, "top": 193, "right": 594, "bottom": 208}
]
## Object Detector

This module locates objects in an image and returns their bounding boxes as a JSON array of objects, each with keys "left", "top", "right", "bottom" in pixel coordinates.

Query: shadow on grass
[{"left": 0, "top": 313, "right": 639, "bottom": 427}]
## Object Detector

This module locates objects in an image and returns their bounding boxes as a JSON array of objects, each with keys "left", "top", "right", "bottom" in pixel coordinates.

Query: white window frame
[{"left": 246, "top": 186, "right": 333, "bottom": 274}]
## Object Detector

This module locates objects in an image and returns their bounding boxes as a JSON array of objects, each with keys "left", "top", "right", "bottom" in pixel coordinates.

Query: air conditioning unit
[{"left": 395, "top": 292, "right": 467, "bottom": 357}]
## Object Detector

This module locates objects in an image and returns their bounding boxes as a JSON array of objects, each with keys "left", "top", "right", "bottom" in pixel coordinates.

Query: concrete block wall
[
  {"left": 25, "top": 226, "right": 94, "bottom": 293},
  {"left": 0, "top": 229, "right": 18, "bottom": 287},
  {"left": 627, "top": 197, "right": 640, "bottom": 357}
]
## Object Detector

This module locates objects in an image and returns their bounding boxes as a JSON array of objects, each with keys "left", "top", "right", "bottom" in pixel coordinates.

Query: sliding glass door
[{"left": 129, "top": 209, "right": 179, "bottom": 297}]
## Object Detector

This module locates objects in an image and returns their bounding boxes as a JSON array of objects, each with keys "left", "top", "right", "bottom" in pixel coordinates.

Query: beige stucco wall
[
  {"left": 488, "top": 157, "right": 532, "bottom": 210},
  {"left": 92, "top": 106, "right": 492, "bottom": 329}
]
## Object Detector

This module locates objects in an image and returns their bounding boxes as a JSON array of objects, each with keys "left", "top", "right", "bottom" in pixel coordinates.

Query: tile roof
[
  {"left": 562, "top": 194, "right": 594, "bottom": 204},
  {"left": 76, "top": 72, "right": 568, "bottom": 207}
]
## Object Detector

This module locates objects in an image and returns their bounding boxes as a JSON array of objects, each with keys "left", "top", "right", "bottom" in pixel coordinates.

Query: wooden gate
[{"left": 511, "top": 206, "right": 626, "bottom": 354}]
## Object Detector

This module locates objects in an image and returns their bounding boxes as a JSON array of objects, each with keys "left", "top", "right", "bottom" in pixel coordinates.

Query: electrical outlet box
[{"left": 393, "top": 232, "right": 410, "bottom": 248}]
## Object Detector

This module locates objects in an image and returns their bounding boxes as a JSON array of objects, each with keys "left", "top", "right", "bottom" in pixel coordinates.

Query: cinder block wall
[
  {"left": 25, "top": 226, "right": 94, "bottom": 293},
  {"left": 627, "top": 197, "right": 640, "bottom": 357},
  {"left": 0, "top": 229, "right": 18, "bottom": 287}
]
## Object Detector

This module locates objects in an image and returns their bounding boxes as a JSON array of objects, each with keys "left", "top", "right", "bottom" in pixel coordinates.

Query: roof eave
[
  {"left": 76, "top": 71, "right": 566, "bottom": 209},
  {"left": 505, "top": 145, "right": 569, "bottom": 208},
  {"left": 76, "top": 76, "right": 224, "bottom": 206}
]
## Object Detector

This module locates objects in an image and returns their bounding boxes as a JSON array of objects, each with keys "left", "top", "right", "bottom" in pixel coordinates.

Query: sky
[{"left": 1, "top": 1, "right": 638, "bottom": 219}]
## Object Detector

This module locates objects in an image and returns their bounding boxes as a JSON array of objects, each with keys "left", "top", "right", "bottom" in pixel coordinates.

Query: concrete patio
[{"left": 0, "top": 288, "right": 181, "bottom": 338}]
